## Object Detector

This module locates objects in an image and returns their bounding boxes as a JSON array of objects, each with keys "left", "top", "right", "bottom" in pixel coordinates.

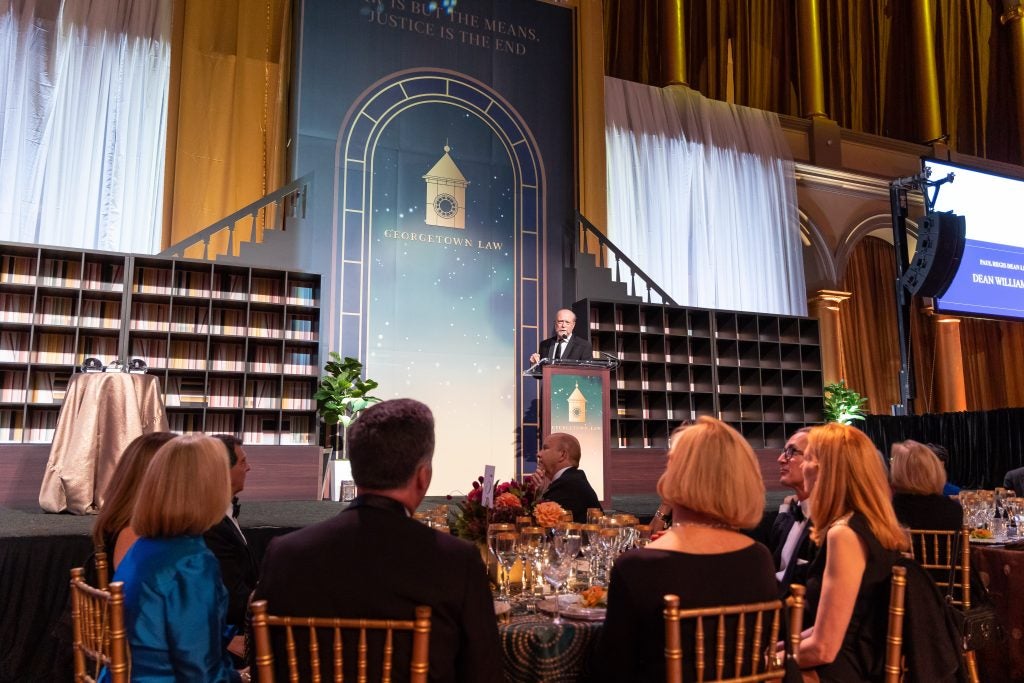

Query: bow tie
[
  {"left": 232, "top": 497, "right": 241, "bottom": 519},
  {"left": 790, "top": 502, "right": 805, "bottom": 523}
]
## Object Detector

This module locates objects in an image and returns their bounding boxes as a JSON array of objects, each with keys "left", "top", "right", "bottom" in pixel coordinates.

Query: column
[
  {"left": 659, "top": 0, "right": 688, "bottom": 87},
  {"left": 575, "top": 0, "right": 607, "bottom": 231},
  {"left": 1002, "top": 0, "right": 1024, "bottom": 162},
  {"left": 796, "top": 0, "right": 826, "bottom": 118},
  {"left": 929, "top": 311, "right": 968, "bottom": 412},
  {"left": 807, "top": 290, "right": 851, "bottom": 386},
  {"left": 911, "top": 0, "right": 944, "bottom": 143}
]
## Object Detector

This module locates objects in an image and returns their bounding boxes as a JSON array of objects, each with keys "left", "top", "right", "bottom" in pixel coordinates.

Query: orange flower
[
  {"left": 533, "top": 501, "right": 565, "bottom": 527},
  {"left": 495, "top": 492, "right": 521, "bottom": 509}
]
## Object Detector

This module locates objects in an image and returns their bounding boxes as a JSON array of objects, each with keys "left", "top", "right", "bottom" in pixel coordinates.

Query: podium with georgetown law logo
[{"left": 525, "top": 359, "right": 613, "bottom": 504}]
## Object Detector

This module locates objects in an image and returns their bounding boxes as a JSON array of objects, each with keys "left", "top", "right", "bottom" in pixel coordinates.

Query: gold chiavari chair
[
  {"left": 663, "top": 585, "right": 805, "bottom": 683},
  {"left": 69, "top": 566, "right": 128, "bottom": 683},
  {"left": 885, "top": 565, "right": 908, "bottom": 683},
  {"left": 250, "top": 600, "right": 431, "bottom": 683},
  {"left": 907, "top": 526, "right": 980, "bottom": 683}
]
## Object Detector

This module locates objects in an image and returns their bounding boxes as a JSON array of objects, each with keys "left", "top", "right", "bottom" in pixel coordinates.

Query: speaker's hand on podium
[{"left": 529, "top": 352, "right": 541, "bottom": 365}]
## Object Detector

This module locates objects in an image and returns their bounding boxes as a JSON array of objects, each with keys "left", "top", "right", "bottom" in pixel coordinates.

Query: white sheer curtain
[
  {"left": 605, "top": 77, "right": 806, "bottom": 316},
  {"left": 0, "top": 0, "right": 170, "bottom": 253}
]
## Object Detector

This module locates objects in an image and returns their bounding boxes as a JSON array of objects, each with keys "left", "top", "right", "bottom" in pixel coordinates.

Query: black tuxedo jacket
[
  {"left": 203, "top": 514, "right": 259, "bottom": 631},
  {"left": 768, "top": 504, "right": 815, "bottom": 597},
  {"left": 541, "top": 467, "right": 601, "bottom": 523},
  {"left": 1005, "top": 466, "right": 1024, "bottom": 496},
  {"left": 538, "top": 334, "right": 593, "bottom": 362},
  {"left": 252, "top": 494, "right": 503, "bottom": 683}
]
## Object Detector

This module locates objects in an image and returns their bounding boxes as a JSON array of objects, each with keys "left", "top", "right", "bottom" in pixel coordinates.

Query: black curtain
[{"left": 861, "top": 409, "right": 1024, "bottom": 489}]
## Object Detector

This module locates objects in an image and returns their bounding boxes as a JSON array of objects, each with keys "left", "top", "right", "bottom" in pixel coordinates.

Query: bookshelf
[
  {"left": 574, "top": 300, "right": 824, "bottom": 450},
  {"left": 0, "top": 242, "right": 321, "bottom": 446}
]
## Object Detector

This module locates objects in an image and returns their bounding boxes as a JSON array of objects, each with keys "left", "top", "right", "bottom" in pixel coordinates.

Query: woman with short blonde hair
[
  {"left": 890, "top": 439, "right": 946, "bottom": 495},
  {"left": 131, "top": 434, "right": 232, "bottom": 537},
  {"left": 110, "top": 434, "right": 241, "bottom": 682},
  {"left": 889, "top": 439, "right": 963, "bottom": 535},
  {"left": 598, "top": 417, "right": 776, "bottom": 682},
  {"left": 796, "top": 423, "right": 909, "bottom": 681}
]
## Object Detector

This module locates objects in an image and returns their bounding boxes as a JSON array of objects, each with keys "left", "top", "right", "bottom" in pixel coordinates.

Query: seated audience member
[
  {"left": 102, "top": 434, "right": 242, "bottom": 682},
  {"left": 1004, "top": 464, "right": 1024, "bottom": 497},
  {"left": 533, "top": 432, "right": 601, "bottom": 522},
  {"left": 795, "top": 423, "right": 910, "bottom": 681},
  {"left": 769, "top": 427, "right": 816, "bottom": 596},
  {"left": 890, "top": 439, "right": 963, "bottom": 532},
  {"left": 91, "top": 431, "right": 175, "bottom": 569},
  {"left": 927, "top": 443, "right": 961, "bottom": 496},
  {"left": 597, "top": 417, "right": 777, "bottom": 683},
  {"left": 203, "top": 434, "right": 258, "bottom": 637},
  {"left": 252, "top": 399, "right": 503, "bottom": 682}
]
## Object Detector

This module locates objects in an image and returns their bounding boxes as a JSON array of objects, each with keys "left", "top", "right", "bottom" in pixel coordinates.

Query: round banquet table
[
  {"left": 971, "top": 542, "right": 1024, "bottom": 682},
  {"left": 499, "top": 612, "right": 602, "bottom": 683}
]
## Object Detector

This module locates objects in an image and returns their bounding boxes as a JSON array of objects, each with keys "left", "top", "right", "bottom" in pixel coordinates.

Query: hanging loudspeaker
[{"left": 901, "top": 211, "right": 966, "bottom": 297}]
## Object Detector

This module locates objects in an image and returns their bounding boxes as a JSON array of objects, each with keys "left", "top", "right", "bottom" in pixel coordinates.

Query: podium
[{"left": 525, "top": 359, "right": 613, "bottom": 501}]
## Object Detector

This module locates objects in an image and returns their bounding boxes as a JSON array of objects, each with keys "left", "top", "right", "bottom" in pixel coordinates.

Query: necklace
[{"left": 672, "top": 520, "right": 736, "bottom": 531}]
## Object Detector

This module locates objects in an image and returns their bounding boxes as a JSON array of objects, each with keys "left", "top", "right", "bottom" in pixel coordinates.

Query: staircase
[
  {"left": 160, "top": 174, "right": 311, "bottom": 266},
  {"left": 572, "top": 212, "right": 675, "bottom": 306}
]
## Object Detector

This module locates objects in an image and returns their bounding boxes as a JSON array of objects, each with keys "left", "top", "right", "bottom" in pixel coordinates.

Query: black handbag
[{"left": 946, "top": 536, "right": 1005, "bottom": 651}]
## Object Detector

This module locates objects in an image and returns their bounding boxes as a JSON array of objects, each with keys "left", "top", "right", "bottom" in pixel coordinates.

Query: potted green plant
[
  {"left": 314, "top": 353, "right": 380, "bottom": 501},
  {"left": 823, "top": 380, "right": 868, "bottom": 425}
]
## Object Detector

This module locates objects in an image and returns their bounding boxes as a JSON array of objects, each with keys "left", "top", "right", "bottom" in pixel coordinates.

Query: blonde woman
[
  {"left": 597, "top": 417, "right": 776, "bottom": 683},
  {"left": 101, "top": 434, "right": 242, "bottom": 682},
  {"left": 890, "top": 439, "right": 963, "bottom": 532},
  {"left": 796, "top": 423, "right": 910, "bottom": 682}
]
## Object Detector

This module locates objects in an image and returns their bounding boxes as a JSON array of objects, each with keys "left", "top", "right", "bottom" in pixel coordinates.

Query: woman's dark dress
[
  {"left": 804, "top": 513, "right": 901, "bottom": 683},
  {"left": 892, "top": 492, "right": 963, "bottom": 532},
  {"left": 597, "top": 541, "right": 777, "bottom": 683}
]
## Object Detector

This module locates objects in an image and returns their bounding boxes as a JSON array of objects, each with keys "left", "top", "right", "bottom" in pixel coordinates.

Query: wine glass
[
  {"left": 634, "top": 523, "right": 653, "bottom": 548},
  {"left": 493, "top": 531, "right": 518, "bottom": 602},
  {"left": 487, "top": 523, "right": 515, "bottom": 587},
  {"left": 555, "top": 523, "right": 582, "bottom": 590},
  {"left": 579, "top": 523, "right": 601, "bottom": 587},
  {"left": 519, "top": 526, "right": 546, "bottom": 598},
  {"left": 541, "top": 554, "right": 571, "bottom": 625}
]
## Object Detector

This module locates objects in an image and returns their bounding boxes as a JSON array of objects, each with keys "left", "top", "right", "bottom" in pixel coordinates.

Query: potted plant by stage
[
  {"left": 823, "top": 379, "right": 868, "bottom": 425},
  {"left": 314, "top": 353, "right": 380, "bottom": 501}
]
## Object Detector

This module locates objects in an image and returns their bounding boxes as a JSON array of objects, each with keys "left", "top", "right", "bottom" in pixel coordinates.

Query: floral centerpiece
[{"left": 448, "top": 476, "right": 542, "bottom": 544}]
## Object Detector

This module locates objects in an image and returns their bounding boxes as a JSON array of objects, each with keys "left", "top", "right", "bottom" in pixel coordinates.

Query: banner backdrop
[{"left": 295, "top": 0, "right": 574, "bottom": 494}]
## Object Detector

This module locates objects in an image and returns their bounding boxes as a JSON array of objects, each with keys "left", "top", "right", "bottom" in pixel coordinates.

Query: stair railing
[
  {"left": 574, "top": 212, "right": 676, "bottom": 305},
  {"left": 160, "top": 174, "right": 312, "bottom": 259}
]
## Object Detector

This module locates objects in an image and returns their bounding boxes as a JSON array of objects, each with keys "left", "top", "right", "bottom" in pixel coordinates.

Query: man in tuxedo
[
  {"left": 769, "top": 427, "right": 816, "bottom": 598},
  {"left": 530, "top": 308, "right": 593, "bottom": 364},
  {"left": 204, "top": 434, "right": 258, "bottom": 638},
  {"left": 252, "top": 399, "right": 503, "bottom": 682},
  {"left": 534, "top": 432, "right": 601, "bottom": 522},
  {"left": 1005, "top": 465, "right": 1024, "bottom": 496}
]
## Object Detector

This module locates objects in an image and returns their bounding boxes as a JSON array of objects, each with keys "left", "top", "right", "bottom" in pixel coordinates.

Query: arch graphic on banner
[{"left": 333, "top": 68, "right": 546, "bottom": 483}]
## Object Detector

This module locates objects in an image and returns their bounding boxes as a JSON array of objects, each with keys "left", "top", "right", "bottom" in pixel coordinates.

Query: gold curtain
[
  {"left": 602, "top": 0, "right": 1021, "bottom": 164},
  {"left": 164, "top": 0, "right": 291, "bottom": 254},
  {"left": 959, "top": 316, "right": 1024, "bottom": 410}
]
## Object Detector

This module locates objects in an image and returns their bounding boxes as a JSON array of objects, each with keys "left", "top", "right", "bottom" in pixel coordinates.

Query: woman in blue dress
[{"left": 101, "top": 434, "right": 242, "bottom": 682}]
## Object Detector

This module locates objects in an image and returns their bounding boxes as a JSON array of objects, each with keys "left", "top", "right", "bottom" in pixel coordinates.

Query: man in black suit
[
  {"left": 534, "top": 432, "right": 601, "bottom": 522},
  {"left": 530, "top": 308, "right": 593, "bottom": 364},
  {"left": 204, "top": 434, "right": 258, "bottom": 641},
  {"left": 1004, "top": 465, "right": 1024, "bottom": 497},
  {"left": 251, "top": 399, "right": 503, "bottom": 682},
  {"left": 768, "top": 427, "right": 816, "bottom": 598}
]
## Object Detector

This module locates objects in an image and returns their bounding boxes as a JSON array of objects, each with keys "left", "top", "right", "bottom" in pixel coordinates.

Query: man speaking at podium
[{"left": 530, "top": 309, "right": 593, "bottom": 364}]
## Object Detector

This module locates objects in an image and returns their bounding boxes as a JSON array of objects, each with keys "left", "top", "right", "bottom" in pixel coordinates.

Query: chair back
[
  {"left": 251, "top": 600, "right": 431, "bottom": 683},
  {"left": 94, "top": 549, "right": 110, "bottom": 590},
  {"left": 884, "top": 565, "right": 908, "bottom": 683},
  {"left": 663, "top": 585, "right": 805, "bottom": 683},
  {"left": 70, "top": 566, "right": 129, "bottom": 683},
  {"left": 907, "top": 526, "right": 971, "bottom": 608}
]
